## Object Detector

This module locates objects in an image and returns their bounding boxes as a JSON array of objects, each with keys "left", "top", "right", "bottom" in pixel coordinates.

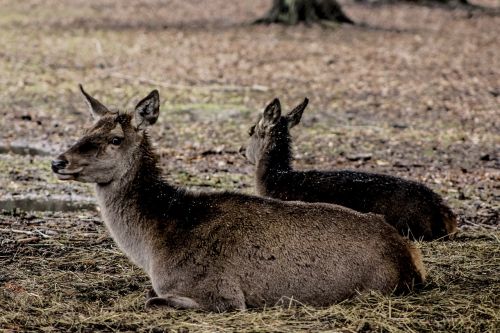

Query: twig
[
  {"left": 0, "top": 228, "right": 53, "bottom": 238},
  {"left": 34, "top": 229, "right": 51, "bottom": 238},
  {"left": 17, "top": 237, "right": 39, "bottom": 244},
  {"left": 0, "top": 228, "right": 35, "bottom": 235}
]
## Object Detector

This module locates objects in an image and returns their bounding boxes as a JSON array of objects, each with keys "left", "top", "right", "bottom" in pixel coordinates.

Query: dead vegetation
[
  {"left": 1, "top": 209, "right": 498, "bottom": 332},
  {"left": 0, "top": 0, "right": 498, "bottom": 331}
]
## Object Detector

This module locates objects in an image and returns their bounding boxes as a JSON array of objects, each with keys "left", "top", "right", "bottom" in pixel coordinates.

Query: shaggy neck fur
[
  {"left": 95, "top": 134, "right": 178, "bottom": 273},
  {"left": 255, "top": 122, "right": 293, "bottom": 195}
]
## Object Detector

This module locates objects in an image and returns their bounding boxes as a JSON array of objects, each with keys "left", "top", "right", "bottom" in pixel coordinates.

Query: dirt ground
[{"left": 0, "top": 0, "right": 499, "bottom": 332}]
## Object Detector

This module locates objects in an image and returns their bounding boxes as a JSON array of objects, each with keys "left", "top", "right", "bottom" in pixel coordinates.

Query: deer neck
[
  {"left": 95, "top": 136, "right": 177, "bottom": 272},
  {"left": 255, "top": 131, "right": 293, "bottom": 195}
]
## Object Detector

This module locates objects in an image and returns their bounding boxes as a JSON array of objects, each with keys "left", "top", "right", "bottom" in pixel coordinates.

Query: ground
[{"left": 0, "top": 0, "right": 499, "bottom": 332}]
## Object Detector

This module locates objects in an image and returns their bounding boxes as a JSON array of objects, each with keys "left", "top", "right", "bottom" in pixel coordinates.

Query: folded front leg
[{"left": 145, "top": 294, "right": 200, "bottom": 310}]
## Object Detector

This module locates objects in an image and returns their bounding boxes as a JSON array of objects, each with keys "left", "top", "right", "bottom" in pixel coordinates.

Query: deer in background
[
  {"left": 52, "top": 86, "right": 425, "bottom": 312},
  {"left": 242, "top": 98, "right": 458, "bottom": 241}
]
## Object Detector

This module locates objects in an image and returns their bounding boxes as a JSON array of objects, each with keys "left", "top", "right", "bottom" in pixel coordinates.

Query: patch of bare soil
[{"left": 0, "top": 0, "right": 498, "bottom": 331}]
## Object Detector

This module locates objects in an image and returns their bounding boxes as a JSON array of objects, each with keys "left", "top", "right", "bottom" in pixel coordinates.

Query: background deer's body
[
  {"left": 52, "top": 87, "right": 425, "bottom": 312},
  {"left": 244, "top": 98, "right": 458, "bottom": 241}
]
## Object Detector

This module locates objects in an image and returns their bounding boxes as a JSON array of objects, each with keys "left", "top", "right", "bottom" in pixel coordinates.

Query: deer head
[
  {"left": 51, "top": 85, "right": 160, "bottom": 185},
  {"left": 242, "top": 97, "right": 309, "bottom": 165}
]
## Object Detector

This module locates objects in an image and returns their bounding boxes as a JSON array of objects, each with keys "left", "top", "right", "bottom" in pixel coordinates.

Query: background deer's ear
[
  {"left": 261, "top": 98, "right": 281, "bottom": 127},
  {"left": 134, "top": 90, "right": 160, "bottom": 130},
  {"left": 286, "top": 98, "right": 308, "bottom": 129},
  {"left": 79, "top": 84, "right": 110, "bottom": 119}
]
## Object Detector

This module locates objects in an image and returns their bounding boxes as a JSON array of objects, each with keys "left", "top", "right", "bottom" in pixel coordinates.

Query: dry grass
[
  {"left": 1, "top": 209, "right": 499, "bottom": 332},
  {"left": 0, "top": 0, "right": 499, "bottom": 332}
]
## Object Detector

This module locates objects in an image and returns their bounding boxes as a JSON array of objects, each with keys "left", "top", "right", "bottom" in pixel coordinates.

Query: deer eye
[{"left": 110, "top": 137, "right": 123, "bottom": 146}]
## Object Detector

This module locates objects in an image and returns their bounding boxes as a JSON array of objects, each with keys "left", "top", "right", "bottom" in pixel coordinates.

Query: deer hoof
[
  {"left": 145, "top": 295, "right": 200, "bottom": 310},
  {"left": 145, "top": 288, "right": 157, "bottom": 300}
]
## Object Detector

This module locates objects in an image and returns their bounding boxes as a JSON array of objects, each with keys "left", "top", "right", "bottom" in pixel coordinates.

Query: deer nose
[{"left": 51, "top": 158, "right": 68, "bottom": 172}]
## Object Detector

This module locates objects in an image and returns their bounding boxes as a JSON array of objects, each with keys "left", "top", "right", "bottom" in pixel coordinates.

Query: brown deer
[
  {"left": 242, "top": 98, "right": 458, "bottom": 241},
  {"left": 52, "top": 86, "right": 425, "bottom": 312}
]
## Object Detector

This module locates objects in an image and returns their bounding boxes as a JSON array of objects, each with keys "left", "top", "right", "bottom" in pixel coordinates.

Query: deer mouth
[{"left": 54, "top": 168, "right": 83, "bottom": 181}]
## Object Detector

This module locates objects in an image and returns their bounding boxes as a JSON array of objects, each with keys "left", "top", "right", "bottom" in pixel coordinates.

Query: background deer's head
[{"left": 242, "top": 97, "right": 308, "bottom": 165}]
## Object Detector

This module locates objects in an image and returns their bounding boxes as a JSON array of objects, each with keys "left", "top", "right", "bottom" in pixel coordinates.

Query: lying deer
[
  {"left": 242, "top": 98, "right": 458, "bottom": 241},
  {"left": 52, "top": 86, "right": 425, "bottom": 311}
]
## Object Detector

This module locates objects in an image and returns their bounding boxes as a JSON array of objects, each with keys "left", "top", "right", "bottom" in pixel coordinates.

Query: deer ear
[
  {"left": 261, "top": 98, "right": 281, "bottom": 126},
  {"left": 134, "top": 90, "right": 160, "bottom": 130},
  {"left": 286, "top": 98, "right": 308, "bottom": 129},
  {"left": 79, "top": 84, "right": 110, "bottom": 119}
]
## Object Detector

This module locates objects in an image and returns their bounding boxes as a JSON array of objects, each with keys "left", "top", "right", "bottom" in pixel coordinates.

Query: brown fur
[
  {"left": 52, "top": 86, "right": 425, "bottom": 312},
  {"left": 243, "top": 98, "right": 458, "bottom": 241}
]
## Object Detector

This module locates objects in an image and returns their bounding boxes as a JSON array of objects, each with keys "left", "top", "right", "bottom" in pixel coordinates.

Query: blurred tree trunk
[{"left": 255, "top": 0, "right": 354, "bottom": 25}]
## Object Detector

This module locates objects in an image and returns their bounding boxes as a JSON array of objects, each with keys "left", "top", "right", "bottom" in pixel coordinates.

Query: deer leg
[{"left": 145, "top": 294, "right": 200, "bottom": 310}]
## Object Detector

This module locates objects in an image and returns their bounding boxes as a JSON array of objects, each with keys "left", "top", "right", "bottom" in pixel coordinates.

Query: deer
[
  {"left": 241, "top": 98, "right": 458, "bottom": 241},
  {"left": 51, "top": 86, "right": 426, "bottom": 312}
]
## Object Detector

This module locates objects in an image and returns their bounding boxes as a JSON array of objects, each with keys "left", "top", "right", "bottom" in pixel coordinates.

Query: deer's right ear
[
  {"left": 79, "top": 84, "right": 110, "bottom": 119},
  {"left": 261, "top": 98, "right": 281, "bottom": 127},
  {"left": 134, "top": 90, "right": 160, "bottom": 130},
  {"left": 286, "top": 98, "right": 308, "bottom": 129}
]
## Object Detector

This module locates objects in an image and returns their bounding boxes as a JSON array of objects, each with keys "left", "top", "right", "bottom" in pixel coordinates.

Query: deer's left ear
[
  {"left": 286, "top": 98, "right": 308, "bottom": 129},
  {"left": 261, "top": 98, "right": 281, "bottom": 127},
  {"left": 134, "top": 90, "right": 160, "bottom": 129}
]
